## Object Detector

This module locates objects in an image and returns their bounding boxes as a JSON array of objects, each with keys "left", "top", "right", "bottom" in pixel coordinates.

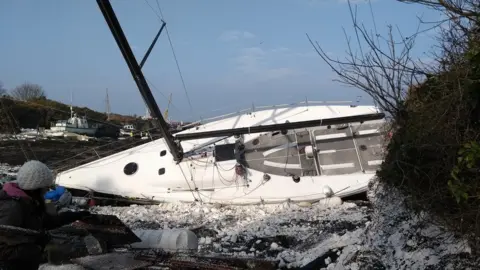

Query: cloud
[
  {"left": 219, "top": 30, "right": 256, "bottom": 42},
  {"left": 270, "top": 47, "right": 319, "bottom": 59},
  {"left": 230, "top": 47, "right": 298, "bottom": 82},
  {"left": 336, "top": 0, "right": 379, "bottom": 4},
  {"left": 270, "top": 47, "right": 290, "bottom": 53}
]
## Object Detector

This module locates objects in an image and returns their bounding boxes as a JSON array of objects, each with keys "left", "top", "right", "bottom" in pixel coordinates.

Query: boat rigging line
[
  {"left": 144, "top": 77, "right": 182, "bottom": 114},
  {"left": 98, "top": 0, "right": 386, "bottom": 165},
  {"left": 145, "top": 0, "right": 195, "bottom": 120},
  {"left": 97, "top": 0, "right": 184, "bottom": 162}
]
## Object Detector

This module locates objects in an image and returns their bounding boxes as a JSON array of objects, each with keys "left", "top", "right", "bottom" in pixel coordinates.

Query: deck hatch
[{"left": 214, "top": 144, "right": 236, "bottom": 162}]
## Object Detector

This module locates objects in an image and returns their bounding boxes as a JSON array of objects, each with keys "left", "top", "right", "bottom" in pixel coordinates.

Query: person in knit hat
[
  {"left": 16, "top": 160, "right": 54, "bottom": 191},
  {"left": 0, "top": 160, "right": 91, "bottom": 270}
]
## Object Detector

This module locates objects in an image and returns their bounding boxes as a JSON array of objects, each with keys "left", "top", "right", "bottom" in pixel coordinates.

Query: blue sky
[{"left": 0, "top": 0, "right": 441, "bottom": 121}]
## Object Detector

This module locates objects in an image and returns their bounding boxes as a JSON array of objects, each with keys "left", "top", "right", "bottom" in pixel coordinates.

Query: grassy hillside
[
  {"left": 0, "top": 96, "right": 140, "bottom": 132},
  {"left": 309, "top": 0, "right": 480, "bottom": 251},
  {"left": 374, "top": 8, "right": 480, "bottom": 250}
]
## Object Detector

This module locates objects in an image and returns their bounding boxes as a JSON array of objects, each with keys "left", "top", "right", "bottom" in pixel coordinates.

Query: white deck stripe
[
  {"left": 263, "top": 142, "right": 297, "bottom": 156},
  {"left": 264, "top": 160, "right": 302, "bottom": 169},
  {"left": 318, "top": 149, "right": 336, "bottom": 154},
  {"left": 315, "top": 133, "right": 347, "bottom": 140},
  {"left": 320, "top": 163, "right": 355, "bottom": 170},
  {"left": 358, "top": 129, "right": 379, "bottom": 135},
  {"left": 368, "top": 160, "right": 383, "bottom": 166}
]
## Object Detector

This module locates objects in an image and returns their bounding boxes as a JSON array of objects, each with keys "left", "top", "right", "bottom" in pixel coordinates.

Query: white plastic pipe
[{"left": 131, "top": 229, "right": 198, "bottom": 252}]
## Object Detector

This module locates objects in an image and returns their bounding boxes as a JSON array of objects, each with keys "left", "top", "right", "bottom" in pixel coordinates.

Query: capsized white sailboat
[
  {"left": 54, "top": 0, "right": 387, "bottom": 205},
  {"left": 55, "top": 102, "right": 386, "bottom": 205}
]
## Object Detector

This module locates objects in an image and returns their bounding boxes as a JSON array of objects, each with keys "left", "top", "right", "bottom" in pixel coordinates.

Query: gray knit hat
[{"left": 16, "top": 160, "right": 53, "bottom": 190}]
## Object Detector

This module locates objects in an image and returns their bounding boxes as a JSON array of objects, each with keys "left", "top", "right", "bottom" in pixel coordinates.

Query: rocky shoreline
[
  {"left": 92, "top": 181, "right": 478, "bottom": 269},
  {"left": 1, "top": 161, "right": 478, "bottom": 269}
]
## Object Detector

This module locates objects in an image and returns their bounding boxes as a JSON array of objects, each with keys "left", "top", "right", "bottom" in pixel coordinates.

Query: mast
[
  {"left": 105, "top": 88, "right": 111, "bottom": 120},
  {"left": 69, "top": 91, "right": 73, "bottom": 118},
  {"left": 164, "top": 93, "right": 172, "bottom": 122},
  {"left": 97, "top": 0, "right": 183, "bottom": 162}
]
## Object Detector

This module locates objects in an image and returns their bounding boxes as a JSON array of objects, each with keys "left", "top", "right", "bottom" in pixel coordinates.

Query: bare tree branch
[
  {"left": 399, "top": 0, "right": 480, "bottom": 21},
  {"left": 306, "top": 1, "right": 430, "bottom": 120},
  {"left": 10, "top": 83, "right": 46, "bottom": 101}
]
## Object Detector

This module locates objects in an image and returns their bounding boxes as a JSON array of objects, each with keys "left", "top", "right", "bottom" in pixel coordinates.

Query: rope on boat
[{"left": 178, "top": 164, "right": 203, "bottom": 203}]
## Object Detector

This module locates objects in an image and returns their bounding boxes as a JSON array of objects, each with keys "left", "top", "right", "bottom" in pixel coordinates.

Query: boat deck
[{"left": 244, "top": 121, "right": 386, "bottom": 177}]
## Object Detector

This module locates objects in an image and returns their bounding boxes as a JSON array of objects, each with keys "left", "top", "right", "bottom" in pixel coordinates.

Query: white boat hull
[
  {"left": 50, "top": 127, "right": 97, "bottom": 136},
  {"left": 55, "top": 103, "right": 386, "bottom": 205},
  {"left": 65, "top": 127, "right": 97, "bottom": 136}
]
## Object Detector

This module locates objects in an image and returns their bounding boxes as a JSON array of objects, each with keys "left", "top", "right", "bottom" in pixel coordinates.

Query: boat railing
[
  {"left": 51, "top": 120, "right": 67, "bottom": 127},
  {"left": 51, "top": 136, "right": 149, "bottom": 173},
  {"left": 181, "top": 100, "right": 354, "bottom": 129}
]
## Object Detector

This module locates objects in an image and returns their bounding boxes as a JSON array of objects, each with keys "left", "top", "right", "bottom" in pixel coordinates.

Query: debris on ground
[{"left": 0, "top": 163, "right": 478, "bottom": 269}]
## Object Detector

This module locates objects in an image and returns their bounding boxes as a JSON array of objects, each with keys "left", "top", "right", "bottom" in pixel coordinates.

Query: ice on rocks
[
  {"left": 90, "top": 184, "right": 479, "bottom": 269},
  {"left": 1, "top": 163, "right": 478, "bottom": 269},
  {"left": 204, "top": 236, "right": 212, "bottom": 245},
  {"left": 93, "top": 198, "right": 370, "bottom": 267}
]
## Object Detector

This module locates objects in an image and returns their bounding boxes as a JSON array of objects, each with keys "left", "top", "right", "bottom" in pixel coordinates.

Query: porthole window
[
  {"left": 124, "top": 162, "right": 138, "bottom": 175},
  {"left": 292, "top": 175, "right": 300, "bottom": 183},
  {"left": 253, "top": 138, "right": 259, "bottom": 145},
  {"left": 158, "top": 168, "right": 166, "bottom": 175},
  {"left": 160, "top": 150, "right": 167, "bottom": 156},
  {"left": 360, "top": 145, "right": 368, "bottom": 151}
]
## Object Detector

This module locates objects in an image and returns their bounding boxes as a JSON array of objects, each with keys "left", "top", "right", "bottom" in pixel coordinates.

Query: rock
[
  {"left": 349, "top": 263, "right": 360, "bottom": 270},
  {"left": 205, "top": 237, "right": 212, "bottom": 245},
  {"left": 317, "top": 196, "right": 342, "bottom": 207},
  {"left": 270, "top": 242, "right": 279, "bottom": 250},
  {"left": 213, "top": 243, "right": 222, "bottom": 250},
  {"left": 406, "top": 239, "right": 416, "bottom": 247},
  {"left": 297, "top": 201, "right": 312, "bottom": 207}
]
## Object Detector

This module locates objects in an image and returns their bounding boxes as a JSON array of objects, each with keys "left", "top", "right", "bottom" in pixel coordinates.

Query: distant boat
[
  {"left": 119, "top": 124, "right": 136, "bottom": 137},
  {"left": 46, "top": 107, "right": 98, "bottom": 137}
]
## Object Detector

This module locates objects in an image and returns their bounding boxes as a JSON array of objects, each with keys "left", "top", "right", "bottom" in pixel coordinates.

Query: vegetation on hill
[
  {"left": 312, "top": 0, "right": 480, "bottom": 251},
  {"left": 0, "top": 83, "right": 146, "bottom": 133}
]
